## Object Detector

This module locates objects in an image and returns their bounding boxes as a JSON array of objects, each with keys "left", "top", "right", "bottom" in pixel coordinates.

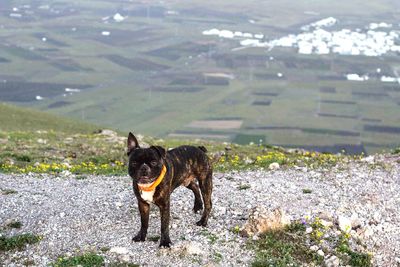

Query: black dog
[{"left": 127, "top": 132, "right": 213, "bottom": 247}]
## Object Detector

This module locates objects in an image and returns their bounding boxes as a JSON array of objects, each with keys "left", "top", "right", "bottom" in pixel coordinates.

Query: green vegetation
[
  {"left": 0, "top": 129, "right": 356, "bottom": 175},
  {"left": 6, "top": 221, "right": 23, "bottom": 229},
  {"left": 109, "top": 263, "right": 139, "bottom": 267},
  {"left": 251, "top": 222, "right": 323, "bottom": 267},
  {"left": 0, "top": 233, "right": 41, "bottom": 251},
  {"left": 337, "top": 232, "right": 372, "bottom": 267},
  {"left": 250, "top": 218, "right": 371, "bottom": 267},
  {"left": 201, "top": 229, "right": 218, "bottom": 244},
  {"left": 1, "top": 188, "right": 17, "bottom": 195},
  {"left": 52, "top": 253, "right": 104, "bottom": 267},
  {"left": 0, "top": 0, "right": 399, "bottom": 154},
  {"left": 148, "top": 235, "right": 160, "bottom": 242},
  {"left": 0, "top": 103, "right": 98, "bottom": 133},
  {"left": 0, "top": 131, "right": 126, "bottom": 175}
]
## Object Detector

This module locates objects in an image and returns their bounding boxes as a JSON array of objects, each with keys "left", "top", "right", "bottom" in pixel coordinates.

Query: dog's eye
[
  {"left": 150, "top": 160, "right": 158, "bottom": 167},
  {"left": 131, "top": 161, "right": 137, "bottom": 167}
]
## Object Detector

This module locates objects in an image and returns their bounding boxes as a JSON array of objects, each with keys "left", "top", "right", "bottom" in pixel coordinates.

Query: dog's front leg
[
  {"left": 133, "top": 199, "right": 150, "bottom": 242},
  {"left": 158, "top": 200, "right": 172, "bottom": 248}
]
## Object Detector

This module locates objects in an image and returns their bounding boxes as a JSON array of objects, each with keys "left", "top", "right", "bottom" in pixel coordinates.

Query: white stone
[
  {"left": 320, "top": 219, "right": 333, "bottom": 228},
  {"left": 338, "top": 215, "right": 352, "bottom": 233},
  {"left": 268, "top": 162, "right": 280, "bottom": 170},
  {"left": 113, "top": 13, "right": 125, "bottom": 22},
  {"left": 317, "top": 249, "right": 325, "bottom": 257},
  {"left": 310, "top": 245, "right": 319, "bottom": 251},
  {"left": 110, "top": 247, "right": 129, "bottom": 255}
]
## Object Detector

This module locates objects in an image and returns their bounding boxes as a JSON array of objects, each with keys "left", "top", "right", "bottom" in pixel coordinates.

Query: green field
[
  {"left": 0, "top": 103, "right": 98, "bottom": 133},
  {"left": 0, "top": 0, "right": 399, "bottom": 154}
]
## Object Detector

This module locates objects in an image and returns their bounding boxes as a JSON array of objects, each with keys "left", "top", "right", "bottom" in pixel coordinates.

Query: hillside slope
[{"left": 0, "top": 103, "right": 98, "bottom": 133}]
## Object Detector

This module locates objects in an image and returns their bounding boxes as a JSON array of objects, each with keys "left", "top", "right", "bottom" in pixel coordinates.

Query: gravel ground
[{"left": 1, "top": 156, "right": 399, "bottom": 266}]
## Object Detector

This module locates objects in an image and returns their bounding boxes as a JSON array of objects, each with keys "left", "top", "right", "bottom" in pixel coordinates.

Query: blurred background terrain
[{"left": 1, "top": 0, "right": 399, "bottom": 154}]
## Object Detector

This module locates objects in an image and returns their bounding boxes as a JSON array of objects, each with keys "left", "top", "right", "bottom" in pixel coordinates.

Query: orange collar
[{"left": 138, "top": 165, "right": 167, "bottom": 192}]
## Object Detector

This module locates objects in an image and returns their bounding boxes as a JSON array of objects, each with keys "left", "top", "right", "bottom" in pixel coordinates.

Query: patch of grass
[
  {"left": 302, "top": 188, "right": 312, "bottom": 194},
  {"left": 0, "top": 103, "right": 98, "bottom": 133},
  {"left": 109, "top": 263, "right": 139, "bottom": 267},
  {"left": 337, "top": 233, "right": 372, "bottom": 267},
  {"left": 231, "top": 225, "right": 241, "bottom": 235},
  {"left": 238, "top": 184, "right": 251, "bottom": 190},
  {"left": 52, "top": 253, "right": 104, "bottom": 267},
  {"left": 23, "top": 259, "right": 35, "bottom": 266},
  {"left": 6, "top": 221, "right": 23, "bottom": 229},
  {"left": 75, "top": 175, "right": 87, "bottom": 180},
  {"left": 15, "top": 154, "right": 31, "bottom": 162},
  {"left": 99, "top": 246, "right": 110, "bottom": 252},
  {"left": 1, "top": 188, "right": 17, "bottom": 195},
  {"left": 250, "top": 222, "right": 323, "bottom": 267},
  {"left": 0, "top": 233, "right": 41, "bottom": 251},
  {"left": 0, "top": 129, "right": 353, "bottom": 175},
  {"left": 213, "top": 252, "right": 223, "bottom": 263},
  {"left": 201, "top": 229, "right": 218, "bottom": 244},
  {"left": 148, "top": 235, "right": 160, "bottom": 242}
]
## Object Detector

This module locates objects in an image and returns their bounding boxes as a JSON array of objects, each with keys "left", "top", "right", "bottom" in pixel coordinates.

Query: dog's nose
[{"left": 139, "top": 163, "right": 150, "bottom": 175}]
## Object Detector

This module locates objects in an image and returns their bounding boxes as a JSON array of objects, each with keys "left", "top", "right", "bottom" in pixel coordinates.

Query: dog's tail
[{"left": 198, "top": 146, "right": 208, "bottom": 153}]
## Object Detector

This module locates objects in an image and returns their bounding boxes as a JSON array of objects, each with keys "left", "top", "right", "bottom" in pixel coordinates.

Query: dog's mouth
[{"left": 138, "top": 176, "right": 154, "bottom": 184}]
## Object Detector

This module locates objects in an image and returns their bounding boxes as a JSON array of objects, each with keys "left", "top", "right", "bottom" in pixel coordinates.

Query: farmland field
[{"left": 0, "top": 0, "right": 399, "bottom": 154}]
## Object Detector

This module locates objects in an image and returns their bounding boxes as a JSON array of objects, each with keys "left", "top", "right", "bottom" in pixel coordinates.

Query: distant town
[{"left": 203, "top": 17, "right": 400, "bottom": 83}]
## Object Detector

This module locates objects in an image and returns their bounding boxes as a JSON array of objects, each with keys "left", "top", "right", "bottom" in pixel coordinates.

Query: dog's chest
[{"left": 140, "top": 190, "right": 155, "bottom": 203}]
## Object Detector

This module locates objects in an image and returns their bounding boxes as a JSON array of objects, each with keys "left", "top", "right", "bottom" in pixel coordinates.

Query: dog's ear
[
  {"left": 127, "top": 132, "right": 139, "bottom": 155},
  {"left": 151, "top": 145, "right": 166, "bottom": 159}
]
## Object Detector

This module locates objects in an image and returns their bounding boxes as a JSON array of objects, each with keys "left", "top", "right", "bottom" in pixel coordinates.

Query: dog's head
[{"left": 127, "top": 132, "right": 166, "bottom": 184}]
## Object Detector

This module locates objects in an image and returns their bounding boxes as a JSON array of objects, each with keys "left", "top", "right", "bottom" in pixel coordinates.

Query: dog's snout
[{"left": 139, "top": 163, "right": 151, "bottom": 175}]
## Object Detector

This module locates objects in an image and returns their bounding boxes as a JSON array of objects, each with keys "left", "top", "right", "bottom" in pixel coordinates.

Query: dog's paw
[
  {"left": 193, "top": 204, "right": 203, "bottom": 214},
  {"left": 132, "top": 233, "right": 146, "bottom": 242},
  {"left": 159, "top": 239, "right": 172, "bottom": 248},
  {"left": 196, "top": 219, "right": 207, "bottom": 227}
]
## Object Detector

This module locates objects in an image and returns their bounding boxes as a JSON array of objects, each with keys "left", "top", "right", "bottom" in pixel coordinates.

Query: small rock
[
  {"left": 350, "top": 214, "right": 362, "bottom": 229},
  {"left": 268, "top": 162, "right": 280, "bottom": 170},
  {"left": 64, "top": 137, "right": 73, "bottom": 144},
  {"left": 98, "top": 129, "right": 117, "bottom": 136},
  {"left": 110, "top": 247, "right": 129, "bottom": 255},
  {"left": 173, "top": 241, "right": 204, "bottom": 256},
  {"left": 318, "top": 211, "right": 333, "bottom": 221},
  {"left": 60, "top": 212, "right": 65, "bottom": 218},
  {"left": 358, "top": 225, "right": 374, "bottom": 239},
  {"left": 325, "top": 255, "right": 340, "bottom": 267},
  {"left": 240, "top": 207, "right": 290, "bottom": 237},
  {"left": 37, "top": 138, "right": 47, "bottom": 144},
  {"left": 361, "top": 155, "right": 374, "bottom": 163},
  {"left": 306, "top": 227, "right": 313, "bottom": 234},
  {"left": 338, "top": 215, "right": 352, "bottom": 233},
  {"left": 119, "top": 254, "right": 130, "bottom": 262},
  {"left": 115, "top": 202, "right": 123, "bottom": 208},
  {"left": 320, "top": 219, "right": 333, "bottom": 228},
  {"left": 317, "top": 250, "right": 325, "bottom": 257},
  {"left": 310, "top": 245, "right": 319, "bottom": 251},
  {"left": 186, "top": 242, "right": 204, "bottom": 255},
  {"left": 61, "top": 170, "right": 72, "bottom": 177}
]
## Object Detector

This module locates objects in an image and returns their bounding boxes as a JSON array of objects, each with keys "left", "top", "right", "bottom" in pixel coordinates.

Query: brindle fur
[{"left": 127, "top": 133, "right": 213, "bottom": 247}]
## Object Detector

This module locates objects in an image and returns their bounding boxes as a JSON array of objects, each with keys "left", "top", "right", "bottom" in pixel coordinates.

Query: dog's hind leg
[
  {"left": 186, "top": 181, "right": 203, "bottom": 213},
  {"left": 196, "top": 171, "right": 213, "bottom": 226}
]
